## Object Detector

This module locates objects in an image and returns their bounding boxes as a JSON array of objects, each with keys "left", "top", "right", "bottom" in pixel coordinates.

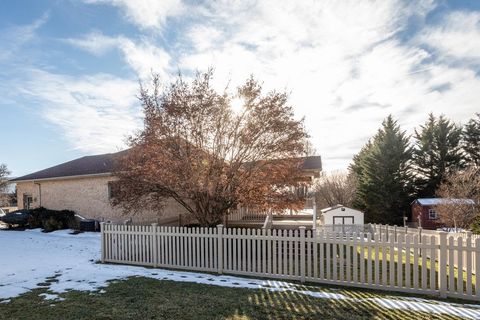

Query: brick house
[
  {"left": 10, "top": 150, "right": 192, "bottom": 224},
  {"left": 411, "top": 198, "right": 475, "bottom": 230},
  {"left": 11, "top": 150, "right": 321, "bottom": 225}
]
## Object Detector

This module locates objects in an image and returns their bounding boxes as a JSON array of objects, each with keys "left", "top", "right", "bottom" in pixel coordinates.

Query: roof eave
[{"left": 12, "top": 172, "right": 113, "bottom": 183}]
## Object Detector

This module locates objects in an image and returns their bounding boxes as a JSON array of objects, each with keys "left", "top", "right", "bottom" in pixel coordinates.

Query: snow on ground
[{"left": 1, "top": 229, "right": 480, "bottom": 319}]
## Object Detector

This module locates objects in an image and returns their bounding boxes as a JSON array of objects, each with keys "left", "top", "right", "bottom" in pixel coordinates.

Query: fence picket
[
  {"left": 467, "top": 236, "right": 472, "bottom": 296},
  {"left": 389, "top": 233, "right": 395, "bottom": 287},
  {"left": 457, "top": 237, "right": 464, "bottom": 294},
  {"left": 430, "top": 235, "right": 436, "bottom": 291},
  {"left": 352, "top": 232, "right": 357, "bottom": 283},
  {"left": 405, "top": 235, "right": 411, "bottom": 289},
  {"left": 397, "top": 234, "right": 404, "bottom": 288},
  {"left": 367, "top": 233, "right": 373, "bottom": 284},
  {"left": 374, "top": 232, "right": 380, "bottom": 285}
]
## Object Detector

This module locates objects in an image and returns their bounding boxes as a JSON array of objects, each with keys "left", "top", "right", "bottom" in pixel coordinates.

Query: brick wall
[{"left": 16, "top": 175, "right": 189, "bottom": 224}]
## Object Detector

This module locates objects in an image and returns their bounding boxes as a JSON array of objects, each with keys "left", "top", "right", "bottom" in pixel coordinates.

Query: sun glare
[{"left": 231, "top": 97, "right": 244, "bottom": 114}]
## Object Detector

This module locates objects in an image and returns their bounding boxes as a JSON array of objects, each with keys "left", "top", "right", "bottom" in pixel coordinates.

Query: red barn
[{"left": 411, "top": 198, "right": 475, "bottom": 230}]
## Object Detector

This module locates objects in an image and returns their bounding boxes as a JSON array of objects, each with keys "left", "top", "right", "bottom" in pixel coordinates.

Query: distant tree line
[{"left": 347, "top": 113, "right": 480, "bottom": 226}]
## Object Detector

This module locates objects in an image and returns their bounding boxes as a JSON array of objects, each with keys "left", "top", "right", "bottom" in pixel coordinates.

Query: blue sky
[{"left": 1, "top": 0, "right": 480, "bottom": 177}]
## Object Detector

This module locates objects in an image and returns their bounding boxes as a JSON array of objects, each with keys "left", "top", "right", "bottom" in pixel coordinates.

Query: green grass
[
  {"left": 354, "top": 246, "right": 475, "bottom": 291},
  {"left": 0, "top": 277, "right": 470, "bottom": 320}
]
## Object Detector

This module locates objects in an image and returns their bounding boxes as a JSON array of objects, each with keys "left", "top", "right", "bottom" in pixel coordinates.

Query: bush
[
  {"left": 0, "top": 207, "right": 78, "bottom": 231},
  {"left": 471, "top": 216, "right": 480, "bottom": 234},
  {"left": 28, "top": 207, "right": 76, "bottom": 232}
]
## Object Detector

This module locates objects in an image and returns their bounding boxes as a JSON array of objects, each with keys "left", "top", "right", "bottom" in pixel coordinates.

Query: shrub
[
  {"left": 1, "top": 207, "right": 78, "bottom": 231},
  {"left": 27, "top": 207, "right": 76, "bottom": 232},
  {"left": 471, "top": 216, "right": 480, "bottom": 235},
  {"left": 43, "top": 216, "right": 65, "bottom": 232}
]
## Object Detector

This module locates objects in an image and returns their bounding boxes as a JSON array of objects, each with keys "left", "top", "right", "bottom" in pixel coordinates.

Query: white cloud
[
  {"left": 418, "top": 11, "right": 480, "bottom": 64},
  {"left": 18, "top": 69, "right": 142, "bottom": 153},
  {"left": 63, "top": 31, "right": 119, "bottom": 56},
  {"left": 177, "top": 0, "right": 443, "bottom": 170},
  {"left": 83, "top": 0, "right": 184, "bottom": 30},
  {"left": 66, "top": 32, "right": 171, "bottom": 80},
  {"left": 12, "top": 1, "right": 480, "bottom": 173},
  {"left": 0, "top": 13, "right": 49, "bottom": 61}
]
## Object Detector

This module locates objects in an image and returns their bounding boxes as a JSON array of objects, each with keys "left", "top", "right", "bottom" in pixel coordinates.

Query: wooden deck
[{"left": 227, "top": 214, "right": 315, "bottom": 229}]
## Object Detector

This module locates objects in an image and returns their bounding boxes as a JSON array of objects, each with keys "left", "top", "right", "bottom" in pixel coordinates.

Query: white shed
[{"left": 320, "top": 205, "right": 364, "bottom": 225}]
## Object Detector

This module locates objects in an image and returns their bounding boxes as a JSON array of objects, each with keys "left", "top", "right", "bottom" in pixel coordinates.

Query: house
[
  {"left": 411, "top": 198, "right": 476, "bottom": 230},
  {"left": 10, "top": 150, "right": 189, "bottom": 224},
  {"left": 11, "top": 150, "right": 322, "bottom": 226},
  {"left": 319, "top": 205, "right": 364, "bottom": 226}
]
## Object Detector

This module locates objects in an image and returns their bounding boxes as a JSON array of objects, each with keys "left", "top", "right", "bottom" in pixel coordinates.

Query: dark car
[{"left": 0, "top": 209, "right": 31, "bottom": 228}]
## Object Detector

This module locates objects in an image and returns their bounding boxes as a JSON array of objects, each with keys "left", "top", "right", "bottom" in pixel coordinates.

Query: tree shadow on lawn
[{"left": 0, "top": 277, "right": 465, "bottom": 320}]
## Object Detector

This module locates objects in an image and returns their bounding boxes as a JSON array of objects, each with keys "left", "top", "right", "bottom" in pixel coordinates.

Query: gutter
[{"left": 12, "top": 172, "right": 113, "bottom": 183}]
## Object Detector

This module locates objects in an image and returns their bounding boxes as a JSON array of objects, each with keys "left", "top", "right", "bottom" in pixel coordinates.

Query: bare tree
[
  {"left": 113, "top": 70, "right": 311, "bottom": 226},
  {"left": 435, "top": 166, "right": 480, "bottom": 230},
  {"left": 314, "top": 171, "right": 356, "bottom": 209},
  {"left": 0, "top": 164, "right": 11, "bottom": 206}
]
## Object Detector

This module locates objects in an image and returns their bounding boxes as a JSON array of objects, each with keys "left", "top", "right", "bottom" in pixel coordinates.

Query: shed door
[{"left": 333, "top": 216, "right": 354, "bottom": 225}]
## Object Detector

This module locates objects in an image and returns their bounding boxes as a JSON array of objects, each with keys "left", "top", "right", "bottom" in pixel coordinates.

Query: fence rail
[{"left": 101, "top": 223, "right": 480, "bottom": 301}]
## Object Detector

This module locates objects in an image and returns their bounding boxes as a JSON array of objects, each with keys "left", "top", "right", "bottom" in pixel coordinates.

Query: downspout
[{"left": 34, "top": 182, "right": 41, "bottom": 207}]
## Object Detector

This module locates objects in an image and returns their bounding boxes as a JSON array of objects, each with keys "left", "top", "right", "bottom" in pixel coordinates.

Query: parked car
[{"left": 0, "top": 209, "right": 31, "bottom": 228}]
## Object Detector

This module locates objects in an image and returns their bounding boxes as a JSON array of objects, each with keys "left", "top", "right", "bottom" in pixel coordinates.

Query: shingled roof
[
  {"left": 11, "top": 151, "right": 321, "bottom": 182},
  {"left": 301, "top": 155, "right": 322, "bottom": 171},
  {"left": 10, "top": 150, "right": 128, "bottom": 182}
]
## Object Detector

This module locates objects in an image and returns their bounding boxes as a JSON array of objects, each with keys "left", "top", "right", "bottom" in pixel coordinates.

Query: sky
[{"left": 1, "top": 0, "right": 479, "bottom": 177}]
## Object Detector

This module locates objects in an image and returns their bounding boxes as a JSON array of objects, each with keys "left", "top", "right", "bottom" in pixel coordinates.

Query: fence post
[
  {"left": 299, "top": 226, "right": 306, "bottom": 283},
  {"left": 394, "top": 225, "right": 397, "bottom": 242},
  {"left": 438, "top": 231, "right": 447, "bottom": 297},
  {"left": 100, "top": 222, "right": 105, "bottom": 263},
  {"left": 151, "top": 223, "right": 158, "bottom": 268},
  {"left": 418, "top": 227, "right": 423, "bottom": 256},
  {"left": 217, "top": 224, "right": 224, "bottom": 274}
]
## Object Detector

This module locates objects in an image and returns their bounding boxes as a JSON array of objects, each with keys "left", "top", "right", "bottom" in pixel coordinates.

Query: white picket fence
[
  {"left": 101, "top": 223, "right": 480, "bottom": 301},
  {"left": 372, "top": 224, "right": 480, "bottom": 242}
]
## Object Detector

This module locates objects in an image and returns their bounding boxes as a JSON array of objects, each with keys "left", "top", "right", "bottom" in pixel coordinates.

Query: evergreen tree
[
  {"left": 350, "top": 140, "right": 372, "bottom": 211},
  {"left": 463, "top": 113, "right": 480, "bottom": 166},
  {"left": 412, "top": 114, "right": 463, "bottom": 197},
  {"left": 350, "top": 116, "right": 413, "bottom": 224}
]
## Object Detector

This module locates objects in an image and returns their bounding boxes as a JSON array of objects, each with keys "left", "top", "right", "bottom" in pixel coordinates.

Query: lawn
[
  {"left": 1, "top": 229, "right": 480, "bottom": 320},
  {"left": 0, "top": 276, "right": 473, "bottom": 320}
]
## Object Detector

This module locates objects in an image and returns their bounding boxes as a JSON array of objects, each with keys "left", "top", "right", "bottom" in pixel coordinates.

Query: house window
[
  {"left": 107, "top": 182, "right": 121, "bottom": 200},
  {"left": 23, "top": 194, "right": 33, "bottom": 209},
  {"left": 428, "top": 208, "right": 438, "bottom": 220}
]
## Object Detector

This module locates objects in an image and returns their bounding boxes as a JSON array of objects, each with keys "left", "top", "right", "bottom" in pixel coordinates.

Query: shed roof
[
  {"left": 414, "top": 198, "right": 476, "bottom": 206},
  {"left": 320, "top": 205, "right": 363, "bottom": 214}
]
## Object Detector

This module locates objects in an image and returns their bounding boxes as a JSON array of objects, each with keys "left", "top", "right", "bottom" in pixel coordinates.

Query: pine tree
[
  {"left": 463, "top": 113, "right": 480, "bottom": 166},
  {"left": 350, "top": 116, "right": 413, "bottom": 224},
  {"left": 412, "top": 114, "right": 463, "bottom": 197}
]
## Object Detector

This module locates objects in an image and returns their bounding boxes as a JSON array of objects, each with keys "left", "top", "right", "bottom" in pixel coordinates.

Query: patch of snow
[
  {"left": 39, "top": 293, "right": 64, "bottom": 301},
  {"left": 0, "top": 299, "right": 11, "bottom": 304},
  {"left": 1, "top": 228, "right": 480, "bottom": 319}
]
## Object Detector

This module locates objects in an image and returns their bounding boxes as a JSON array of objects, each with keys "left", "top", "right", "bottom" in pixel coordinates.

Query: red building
[
  {"left": 411, "top": 199, "right": 443, "bottom": 230},
  {"left": 411, "top": 198, "right": 475, "bottom": 230}
]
